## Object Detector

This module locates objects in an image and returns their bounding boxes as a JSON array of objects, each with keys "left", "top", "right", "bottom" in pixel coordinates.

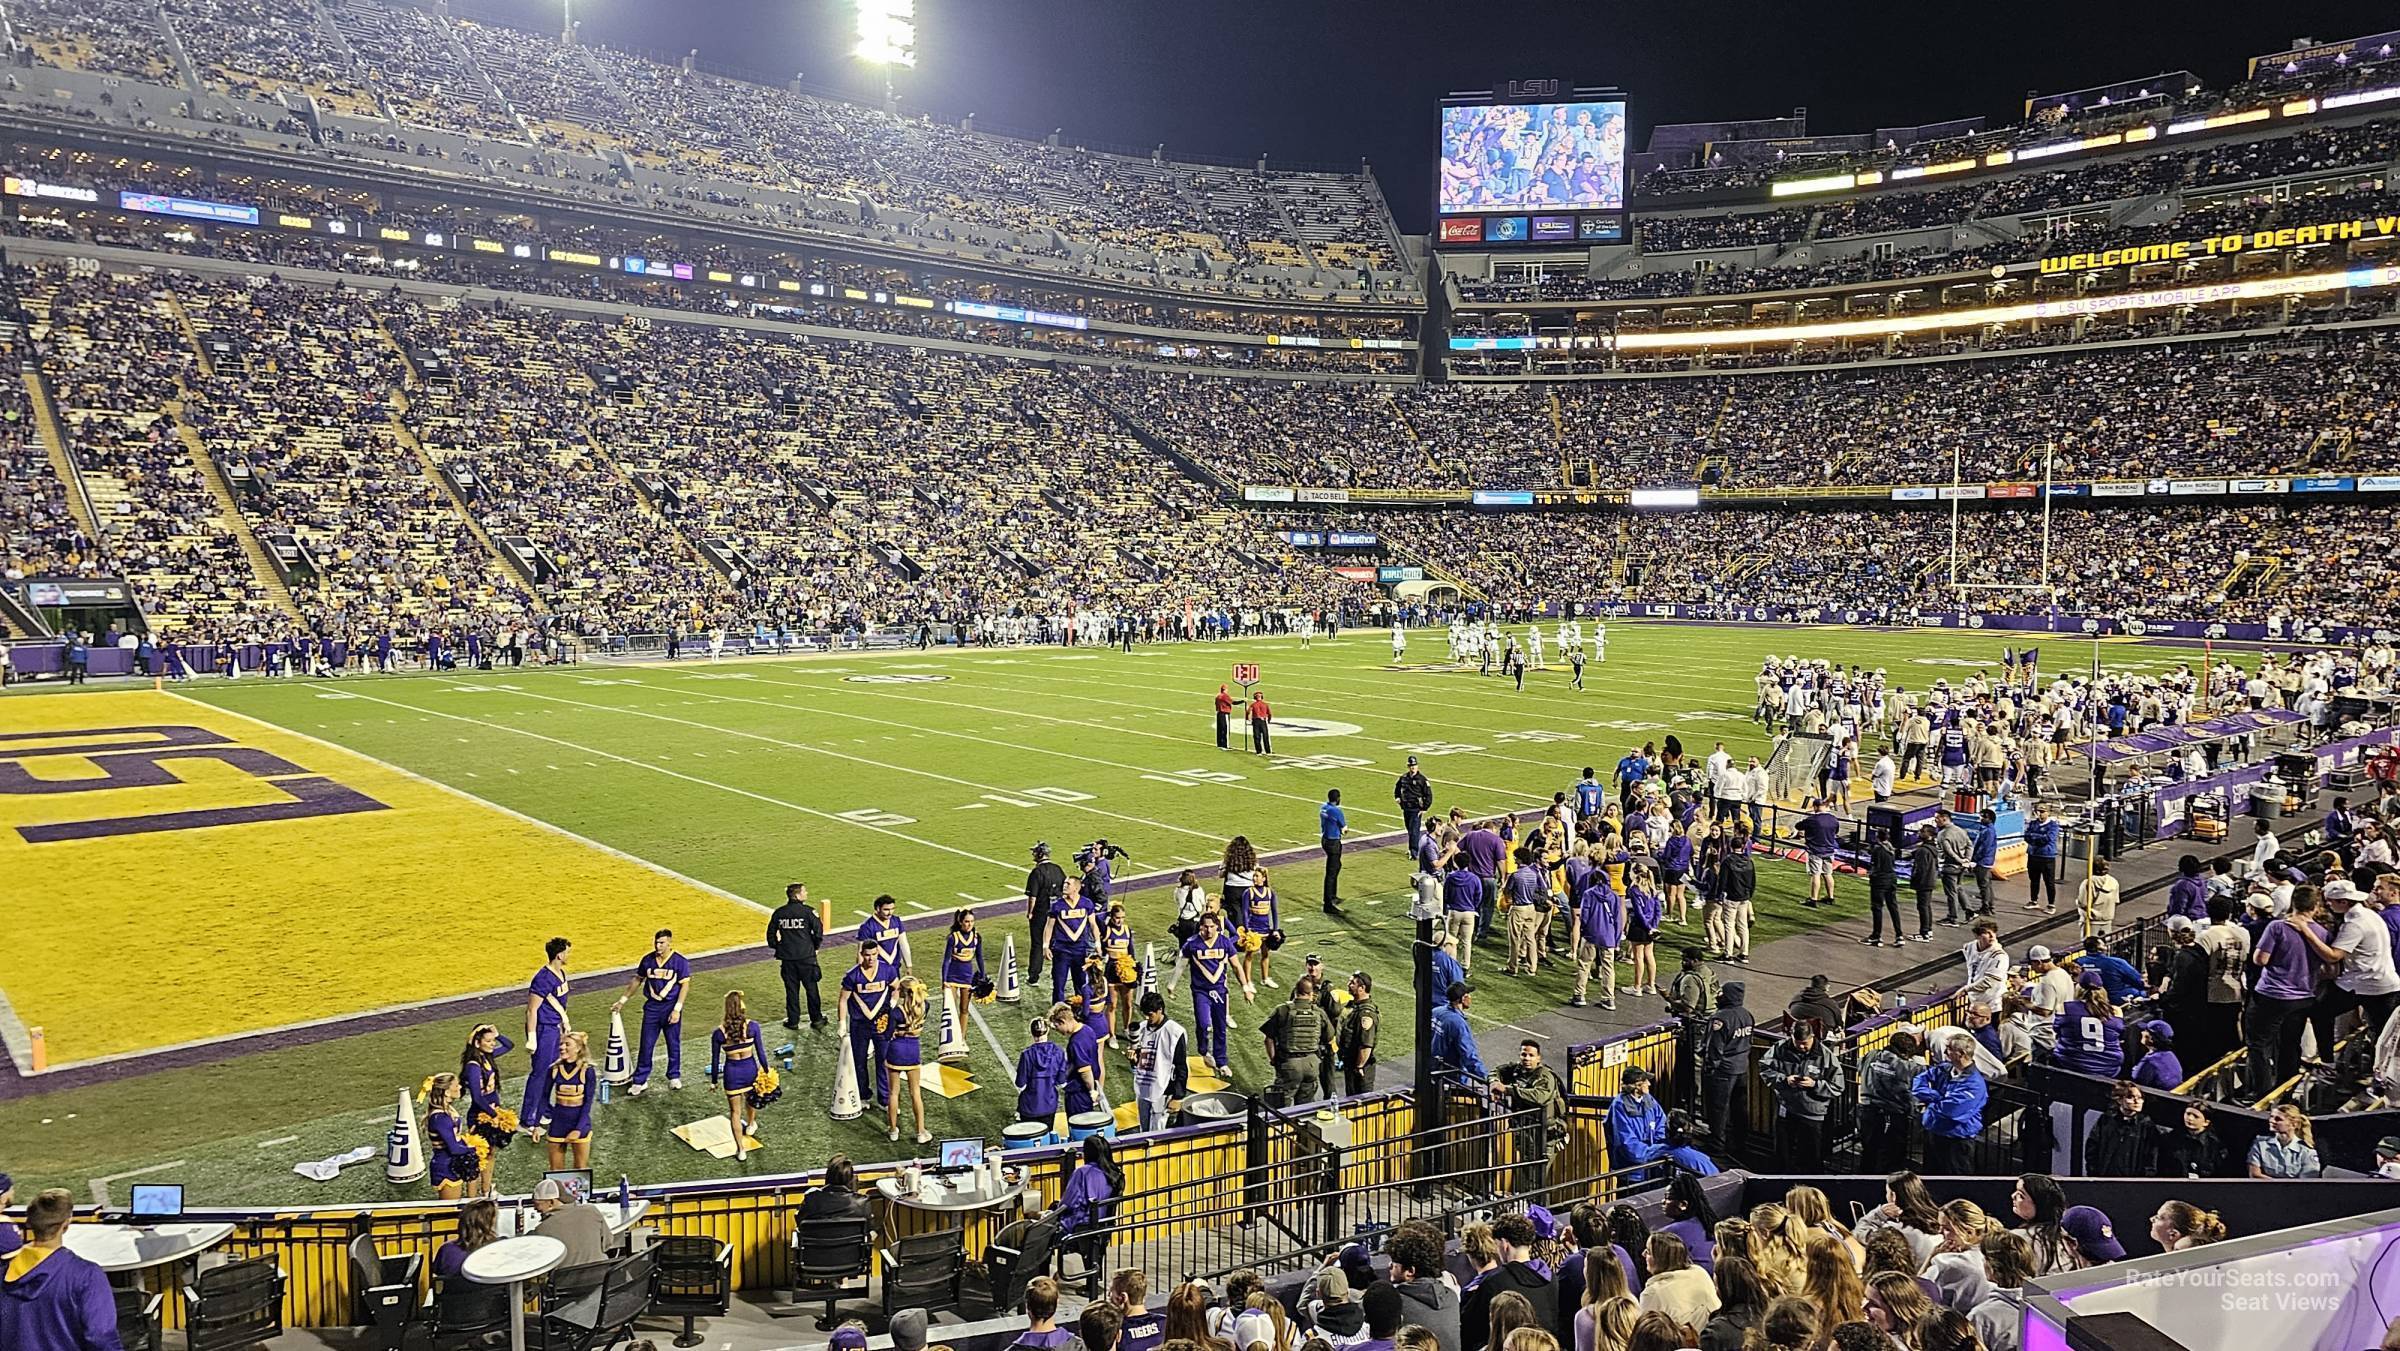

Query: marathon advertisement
[{"left": 23, "top": 578, "right": 132, "bottom": 606}]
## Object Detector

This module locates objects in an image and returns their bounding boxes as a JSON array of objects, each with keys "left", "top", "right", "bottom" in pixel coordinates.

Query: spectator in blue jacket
[
  {"left": 1430, "top": 932, "right": 1467, "bottom": 1001},
  {"left": 1913, "top": 1033, "right": 1989, "bottom": 1175},
  {"left": 1430, "top": 982, "right": 1487, "bottom": 1089},
  {"left": 2165, "top": 856, "right": 2209, "bottom": 925},
  {"left": 2022, "top": 804, "right": 2063, "bottom": 913},
  {"left": 1971, "top": 808, "right": 2000, "bottom": 917},
  {"left": 1606, "top": 1067, "right": 1717, "bottom": 1180},
  {"left": 2068, "top": 937, "right": 2147, "bottom": 1004}
]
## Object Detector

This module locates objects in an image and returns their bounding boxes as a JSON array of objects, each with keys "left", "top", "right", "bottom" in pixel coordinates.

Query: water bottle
[{"left": 618, "top": 1174, "right": 632, "bottom": 1221}]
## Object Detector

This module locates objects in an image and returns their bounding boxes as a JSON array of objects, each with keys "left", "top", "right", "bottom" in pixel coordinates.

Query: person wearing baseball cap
[
  {"left": 1025, "top": 841, "right": 1066, "bottom": 990},
  {"left": 2130, "top": 1021, "right": 2182, "bottom": 1089},
  {"left": 827, "top": 1324, "right": 870, "bottom": 1351},
  {"left": 2061, "top": 1205, "right": 2126, "bottom": 1265},
  {"left": 1431, "top": 982, "right": 1486, "bottom": 1090},
  {"left": 2375, "top": 1136, "right": 2400, "bottom": 1180}
]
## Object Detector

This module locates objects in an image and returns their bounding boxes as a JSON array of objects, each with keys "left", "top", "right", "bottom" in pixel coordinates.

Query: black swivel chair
[
  {"left": 426, "top": 1276, "right": 512, "bottom": 1349},
  {"left": 878, "top": 1227, "right": 965, "bottom": 1321},
  {"left": 983, "top": 1215, "right": 1059, "bottom": 1317},
  {"left": 789, "top": 1213, "right": 873, "bottom": 1329},
  {"left": 347, "top": 1233, "right": 424, "bottom": 1351},
  {"left": 533, "top": 1260, "right": 616, "bottom": 1351},
  {"left": 647, "top": 1235, "right": 733, "bottom": 1348},
  {"left": 181, "top": 1256, "right": 286, "bottom": 1351}
]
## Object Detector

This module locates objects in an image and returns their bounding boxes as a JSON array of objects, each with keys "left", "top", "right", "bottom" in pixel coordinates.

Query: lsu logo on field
[{"left": 0, "top": 723, "right": 387, "bottom": 843}]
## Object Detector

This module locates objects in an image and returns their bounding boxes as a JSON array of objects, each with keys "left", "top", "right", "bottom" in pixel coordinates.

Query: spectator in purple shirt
[
  {"left": 1460, "top": 821, "right": 1508, "bottom": 939},
  {"left": 2166, "top": 856, "right": 2210, "bottom": 925},
  {"left": 432, "top": 1198, "right": 500, "bottom": 1283},
  {"left": 0, "top": 1188, "right": 120, "bottom": 1351},
  {"left": 2245, "top": 890, "right": 2325, "bottom": 1101},
  {"left": 1011, "top": 1277, "right": 1087, "bottom": 1351}
]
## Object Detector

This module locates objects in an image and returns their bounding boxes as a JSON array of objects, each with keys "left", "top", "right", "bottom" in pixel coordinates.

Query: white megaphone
[
  {"left": 829, "top": 1023, "right": 864, "bottom": 1121},
  {"left": 603, "top": 1009, "right": 633, "bottom": 1086},
  {"left": 938, "top": 996, "right": 970, "bottom": 1063},
  {"left": 999, "top": 936, "right": 1023, "bottom": 1004},
  {"left": 385, "top": 1088, "right": 426, "bottom": 1185},
  {"left": 1139, "top": 942, "right": 1158, "bottom": 1002}
]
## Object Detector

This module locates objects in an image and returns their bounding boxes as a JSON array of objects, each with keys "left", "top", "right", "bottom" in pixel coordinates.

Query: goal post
[{"left": 1945, "top": 440, "right": 2061, "bottom": 630}]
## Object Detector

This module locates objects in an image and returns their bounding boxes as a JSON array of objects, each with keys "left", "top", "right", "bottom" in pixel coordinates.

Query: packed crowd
[
  {"left": 0, "top": 0, "right": 1412, "bottom": 298},
  {"left": 1264, "top": 505, "right": 2400, "bottom": 633},
  {"left": 1101, "top": 326, "right": 2400, "bottom": 491}
]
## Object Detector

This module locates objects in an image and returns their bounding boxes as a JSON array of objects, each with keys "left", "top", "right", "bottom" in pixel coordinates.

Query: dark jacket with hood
[
  {"left": 1389, "top": 1275, "right": 1462, "bottom": 1351},
  {"left": 1698, "top": 983, "right": 1755, "bottom": 1080}
]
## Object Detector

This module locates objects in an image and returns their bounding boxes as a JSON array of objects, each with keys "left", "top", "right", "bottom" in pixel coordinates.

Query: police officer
[
  {"left": 766, "top": 881, "right": 825, "bottom": 1030},
  {"left": 1337, "top": 970, "right": 1380, "bottom": 1096},
  {"left": 1698, "top": 981, "right": 1756, "bottom": 1149},
  {"left": 1024, "top": 842, "right": 1067, "bottom": 988},
  {"left": 1393, "top": 756, "right": 1435, "bottom": 853},
  {"left": 1492, "top": 1040, "right": 1566, "bottom": 1197},
  {"left": 1263, "top": 976, "right": 1331, "bottom": 1108},
  {"left": 1302, "top": 954, "right": 1342, "bottom": 1099}
]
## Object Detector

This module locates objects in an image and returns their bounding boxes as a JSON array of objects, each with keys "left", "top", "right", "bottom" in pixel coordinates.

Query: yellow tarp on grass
[{"left": 0, "top": 691, "right": 760, "bottom": 1065}]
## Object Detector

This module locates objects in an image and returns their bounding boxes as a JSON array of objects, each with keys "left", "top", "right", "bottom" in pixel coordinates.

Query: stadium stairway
[
  {"left": 20, "top": 370, "right": 102, "bottom": 544},
  {"left": 170, "top": 416, "right": 306, "bottom": 624},
  {"left": 385, "top": 390, "right": 550, "bottom": 606}
]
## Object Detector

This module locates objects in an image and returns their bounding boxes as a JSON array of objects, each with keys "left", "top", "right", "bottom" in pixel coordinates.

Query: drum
[
  {"left": 1067, "top": 1110, "right": 1117, "bottom": 1142},
  {"left": 1003, "top": 1120, "right": 1054, "bottom": 1150}
]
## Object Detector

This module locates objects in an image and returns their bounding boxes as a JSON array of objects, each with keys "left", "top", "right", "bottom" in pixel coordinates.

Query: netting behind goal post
[{"left": 1767, "top": 733, "right": 1834, "bottom": 803}]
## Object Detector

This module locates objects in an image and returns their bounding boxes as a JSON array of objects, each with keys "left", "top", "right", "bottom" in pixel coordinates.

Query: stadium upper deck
[{"left": 0, "top": 0, "right": 1418, "bottom": 305}]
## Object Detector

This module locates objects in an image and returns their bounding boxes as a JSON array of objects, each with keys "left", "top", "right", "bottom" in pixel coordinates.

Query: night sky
[{"left": 502, "top": 0, "right": 2400, "bottom": 232}]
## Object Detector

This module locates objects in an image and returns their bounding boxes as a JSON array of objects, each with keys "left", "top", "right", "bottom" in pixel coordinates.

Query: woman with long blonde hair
[
  {"left": 1783, "top": 1185, "right": 1864, "bottom": 1269},
  {"left": 539, "top": 1030, "right": 596, "bottom": 1171},
  {"left": 1585, "top": 1296, "right": 1639, "bottom": 1351},
  {"left": 1746, "top": 1204, "right": 1807, "bottom": 1296},
  {"left": 886, "top": 975, "right": 930, "bottom": 1145},
  {"left": 1798, "top": 1234, "right": 1865, "bottom": 1344},
  {"left": 709, "top": 990, "right": 765, "bottom": 1162},
  {"left": 1936, "top": 1199, "right": 2001, "bottom": 1256},
  {"left": 423, "top": 1073, "right": 482, "bottom": 1200}
]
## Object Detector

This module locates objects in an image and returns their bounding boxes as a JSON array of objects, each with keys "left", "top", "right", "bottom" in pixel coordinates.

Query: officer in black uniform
[
  {"left": 1302, "top": 955, "right": 1343, "bottom": 1099},
  {"left": 1024, "top": 842, "right": 1067, "bottom": 988},
  {"left": 767, "top": 881, "right": 826, "bottom": 1029},
  {"left": 1337, "top": 970, "right": 1380, "bottom": 1097}
]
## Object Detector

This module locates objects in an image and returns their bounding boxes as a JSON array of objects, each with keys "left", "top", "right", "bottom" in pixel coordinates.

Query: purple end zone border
[{"left": 0, "top": 818, "right": 1456, "bottom": 1101}]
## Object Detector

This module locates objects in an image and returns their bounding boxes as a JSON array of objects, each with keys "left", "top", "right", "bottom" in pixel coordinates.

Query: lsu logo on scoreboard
[{"left": 0, "top": 724, "right": 388, "bottom": 843}]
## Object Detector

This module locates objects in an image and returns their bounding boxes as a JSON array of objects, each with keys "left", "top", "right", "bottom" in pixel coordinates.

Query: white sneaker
[
  {"left": 1227, "top": 1015, "right": 1239, "bottom": 1031},
  {"left": 888, "top": 1126, "right": 901, "bottom": 1142},
  {"left": 627, "top": 1081, "right": 648, "bottom": 1097},
  {"left": 667, "top": 1078, "right": 682, "bottom": 1090},
  {"left": 916, "top": 1129, "right": 933, "bottom": 1144}
]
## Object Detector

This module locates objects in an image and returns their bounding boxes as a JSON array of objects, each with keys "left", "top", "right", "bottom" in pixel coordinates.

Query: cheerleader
[
  {"left": 521, "top": 937, "right": 573, "bottom": 1132},
  {"left": 1624, "top": 863, "right": 1664, "bottom": 998},
  {"left": 1238, "top": 865, "right": 1280, "bottom": 997},
  {"left": 424, "top": 1073, "right": 483, "bottom": 1200},
  {"left": 885, "top": 976, "right": 930, "bottom": 1145},
  {"left": 1100, "top": 901, "right": 1139, "bottom": 1046},
  {"left": 539, "top": 1031, "right": 596, "bottom": 1171},
  {"left": 1220, "top": 835, "right": 1258, "bottom": 935},
  {"left": 709, "top": 991, "right": 765, "bottom": 1163},
  {"left": 940, "top": 910, "right": 987, "bottom": 1036},
  {"left": 459, "top": 1025, "right": 517, "bottom": 1196}
]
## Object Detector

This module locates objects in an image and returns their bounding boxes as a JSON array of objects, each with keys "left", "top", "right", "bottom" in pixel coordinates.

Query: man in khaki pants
[
  {"left": 1717, "top": 832, "right": 1758, "bottom": 964},
  {"left": 1571, "top": 868, "right": 1622, "bottom": 1011},
  {"left": 1505, "top": 849, "right": 1548, "bottom": 976}
]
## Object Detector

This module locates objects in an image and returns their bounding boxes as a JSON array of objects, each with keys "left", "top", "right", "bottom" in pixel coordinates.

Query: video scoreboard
[{"left": 1437, "top": 80, "right": 1628, "bottom": 248}]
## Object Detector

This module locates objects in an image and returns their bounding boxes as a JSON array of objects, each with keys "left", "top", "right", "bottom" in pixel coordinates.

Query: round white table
[
  {"left": 461, "top": 1234, "right": 565, "bottom": 1351},
  {"left": 875, "top": 1172, "right": 1028, "bottom": 1215},
  {"left": 61, "top": 1223, "right": 236, "bottom": 1274}
]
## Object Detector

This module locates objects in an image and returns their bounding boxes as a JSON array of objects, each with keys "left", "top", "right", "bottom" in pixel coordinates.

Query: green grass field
[{"left": 0, "top": 622, "right": 2198, "bottom": 1204}]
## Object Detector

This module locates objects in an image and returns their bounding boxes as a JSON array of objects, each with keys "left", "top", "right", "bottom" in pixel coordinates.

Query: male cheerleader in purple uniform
[
  {"left": 613, "top": 929, "right": 688, "bottom": 1095},
  {"left": 1181, "top": 913, "right": 1237, "bottom": 1075},
  {"left": 840, "top": 942, "right": 895, "bottom": 1109},
  {"left": 521, "top": 938, "right": 572, "bottom": 1131}
]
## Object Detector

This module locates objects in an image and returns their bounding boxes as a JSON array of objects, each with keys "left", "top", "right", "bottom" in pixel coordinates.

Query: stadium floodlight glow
[{"left": 854, "top": 0, "right": 916, "bottom": 67}]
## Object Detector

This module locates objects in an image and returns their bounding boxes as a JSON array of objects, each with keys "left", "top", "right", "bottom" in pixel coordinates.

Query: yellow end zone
[{"left": 0, "top": 691, "right": 761, "bottom": 1066}]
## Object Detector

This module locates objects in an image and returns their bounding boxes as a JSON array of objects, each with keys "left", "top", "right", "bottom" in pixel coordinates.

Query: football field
[{"left": 0, "top": 622, "right": 2191, "bottom": 1203}]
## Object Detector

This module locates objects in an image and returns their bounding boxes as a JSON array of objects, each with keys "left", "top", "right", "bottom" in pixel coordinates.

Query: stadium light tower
[{"left": 855, "top": 0, "right": 916, "bottom": 107}]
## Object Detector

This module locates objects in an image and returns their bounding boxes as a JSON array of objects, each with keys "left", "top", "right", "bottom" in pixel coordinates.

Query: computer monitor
[
  {"left": 542, "top": 1169, "right": 593, "bottom": 1204},
  {"left": 937, "top": 1138, "right": 985, "bottom": 1171},
  {"left": 128, "top": 1185, "right": 183, "bottom": 1221}
]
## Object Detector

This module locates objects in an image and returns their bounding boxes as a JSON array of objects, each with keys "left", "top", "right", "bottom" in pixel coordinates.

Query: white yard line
[
  {"left": 169, "top": 691, "right": 769, "bottom": 915},
  {"left": 497, "top": 684, "right": 1231, "bottom": 844},
  {"left": 88, "top": 1160, "right": 186, "bottom": 1208},
  {"left": 296, "top": 687, "right": 1027, "bottom": 876}
]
